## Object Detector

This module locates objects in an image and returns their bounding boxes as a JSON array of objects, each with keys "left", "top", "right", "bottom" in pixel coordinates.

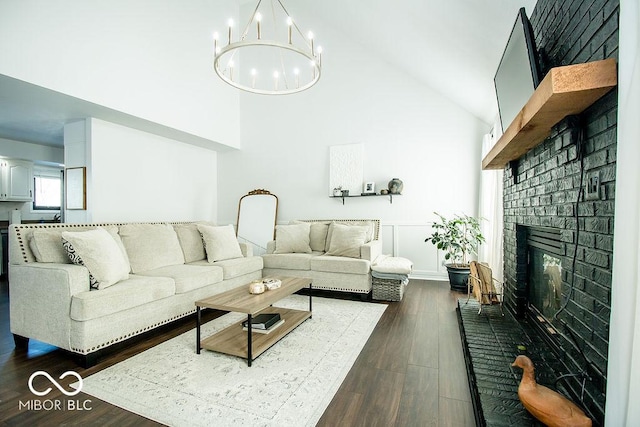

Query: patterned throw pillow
[{"left": 62, "top": 238, "right": 99, "bottom": 290}]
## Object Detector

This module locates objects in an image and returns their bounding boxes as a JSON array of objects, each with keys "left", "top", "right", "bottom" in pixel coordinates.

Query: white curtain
[{"left": 478, "top": 123, "right": 504, "bottom": 282}]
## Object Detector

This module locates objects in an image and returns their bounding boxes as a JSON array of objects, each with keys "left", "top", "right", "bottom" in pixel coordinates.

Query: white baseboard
[{"left": 409, "top": 270, "right": 448, "bottom": 281}]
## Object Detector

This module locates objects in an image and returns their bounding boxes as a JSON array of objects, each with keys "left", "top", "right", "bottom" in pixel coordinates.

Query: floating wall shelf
[
  {"left": 331, "top": 194, "right": 399, "bottom": 205},
  {"left": 482, "top": 58, "right": 617, "bottom": 170}
]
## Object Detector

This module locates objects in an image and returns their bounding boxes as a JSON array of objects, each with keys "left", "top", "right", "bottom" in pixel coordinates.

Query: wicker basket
[{"left": 372, "top": 276, "right": 405, "bottom": 301}]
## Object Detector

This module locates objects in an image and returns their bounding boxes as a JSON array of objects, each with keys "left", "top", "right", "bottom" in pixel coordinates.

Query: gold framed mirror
[{"left": 236, "top": 189, "right": 278, "bottom": 255}]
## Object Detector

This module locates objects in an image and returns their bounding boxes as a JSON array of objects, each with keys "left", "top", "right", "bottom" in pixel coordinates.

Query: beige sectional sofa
[
  {"left": 262, "top": 219, "right": 381, "bottom": 295},
  {"left": 9, "top": 222, "right": 263, "bottom": 366}
]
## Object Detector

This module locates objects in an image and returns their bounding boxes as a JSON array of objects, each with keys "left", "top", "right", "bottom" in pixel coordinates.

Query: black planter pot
[{"left": 446, "top": 264, "right": 470, "bottom": 292}]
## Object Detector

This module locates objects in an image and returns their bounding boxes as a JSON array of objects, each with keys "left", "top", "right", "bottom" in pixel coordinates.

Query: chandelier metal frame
[{"left": 213, "top": 0, "right": 322, "bottom": 95}]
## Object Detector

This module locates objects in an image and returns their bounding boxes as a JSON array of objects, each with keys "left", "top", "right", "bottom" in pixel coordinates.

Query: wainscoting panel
[{"left": 380, "top": 222, "right": 447, "bottom": 281}]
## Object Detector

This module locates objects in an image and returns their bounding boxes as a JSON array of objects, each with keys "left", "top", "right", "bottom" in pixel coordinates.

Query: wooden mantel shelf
[{"left": 482, "top": 58, "right": 617, "bottom": 170}]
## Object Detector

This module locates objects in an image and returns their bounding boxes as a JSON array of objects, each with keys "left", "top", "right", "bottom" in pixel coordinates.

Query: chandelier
[{"left": 213, "top": 0, "right": 322, "bottom": 95}]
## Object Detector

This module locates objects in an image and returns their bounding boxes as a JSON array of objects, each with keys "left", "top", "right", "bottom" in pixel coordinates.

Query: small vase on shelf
[{"left": 388, "top": 178, "right": 403, "bottom": 194}]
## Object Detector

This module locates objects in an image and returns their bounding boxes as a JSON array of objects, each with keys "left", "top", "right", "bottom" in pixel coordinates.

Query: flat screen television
[{"left": 494, "top": 7, "right": 542, "bottom": 133}]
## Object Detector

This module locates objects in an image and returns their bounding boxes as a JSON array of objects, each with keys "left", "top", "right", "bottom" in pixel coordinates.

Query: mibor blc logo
[
  {"left": 28, "top": 371, "right": 83, "bottom": 396},
  {"left": 20, "top": 370, "right": 92, "bottom": 412}
]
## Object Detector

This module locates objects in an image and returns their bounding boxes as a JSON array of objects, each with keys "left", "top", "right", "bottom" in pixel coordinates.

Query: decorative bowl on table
[{"left": 263, "top": 278, "right": 282, "bottom": 290}]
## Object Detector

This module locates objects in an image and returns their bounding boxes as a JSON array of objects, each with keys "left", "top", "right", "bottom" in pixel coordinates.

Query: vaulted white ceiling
[
  {"left": 307, "top": 0, "right": 538, "bottom": 123},
  {"left": 0, "top": 0, "right": 537, "bottom": 147}
]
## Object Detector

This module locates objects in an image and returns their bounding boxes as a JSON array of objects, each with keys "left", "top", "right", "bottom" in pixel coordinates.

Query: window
[{"left": 33, "top": 168, "right": 62, "bottom": 211}]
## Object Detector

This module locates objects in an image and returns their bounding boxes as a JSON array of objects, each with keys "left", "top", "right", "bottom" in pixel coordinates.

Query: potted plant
[{"left": 425, "top": 212, "right": 485, "bottom": 291}]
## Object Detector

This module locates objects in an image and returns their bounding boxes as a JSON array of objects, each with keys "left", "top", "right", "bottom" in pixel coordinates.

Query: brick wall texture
[{"left": 502, "top": 0, "right": 619, "bottom": 423}]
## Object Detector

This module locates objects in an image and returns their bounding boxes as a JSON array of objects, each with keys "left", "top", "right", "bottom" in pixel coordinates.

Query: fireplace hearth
[{"left": 457, "top": 298, "right": 593, "bottom": 426}]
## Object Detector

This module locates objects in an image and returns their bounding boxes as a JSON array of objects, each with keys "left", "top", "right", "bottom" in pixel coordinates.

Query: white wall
[
  {"left": 606, "top": 0, "right": 640, "bottom": 424},
  {"left": 0, "top": 0, "right": 240, "bottom": 148},
  {"left": 217, "top": 17, "right": 487, "bottom": 279},
  {"left": 88, "top": 119, "right": 217, "bottom": 223}
]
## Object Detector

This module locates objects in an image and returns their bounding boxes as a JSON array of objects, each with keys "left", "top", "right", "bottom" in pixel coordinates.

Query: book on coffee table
[
  {"left": 241, "top": 313, "right": 281, "bottom": 330},
  {"left": 242, "top": 318, "right": 285, "bottom": 334}
]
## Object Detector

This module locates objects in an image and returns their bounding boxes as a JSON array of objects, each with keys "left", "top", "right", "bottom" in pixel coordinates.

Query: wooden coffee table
[{"left": 195, "top": 276, "right": 312, "bottom": 366}]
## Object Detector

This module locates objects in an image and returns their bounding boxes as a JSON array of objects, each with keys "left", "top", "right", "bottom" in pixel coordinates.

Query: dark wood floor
[{"left": 0, "top": 278, "right": 474, "bottom": 426}]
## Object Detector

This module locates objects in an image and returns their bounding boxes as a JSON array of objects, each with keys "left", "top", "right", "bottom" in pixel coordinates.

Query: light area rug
[{"left": 77, "top": 295, "right": 386, "bottom": 427}]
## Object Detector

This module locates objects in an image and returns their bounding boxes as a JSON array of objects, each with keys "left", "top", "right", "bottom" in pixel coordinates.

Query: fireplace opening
[{"left": 526, "top": 226, "right": 564, "bottom": 335}]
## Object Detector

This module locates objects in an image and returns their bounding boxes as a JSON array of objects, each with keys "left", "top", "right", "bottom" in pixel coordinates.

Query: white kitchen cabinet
[{"left": 0, "top": 159, "right": 34, "bottom": 202}]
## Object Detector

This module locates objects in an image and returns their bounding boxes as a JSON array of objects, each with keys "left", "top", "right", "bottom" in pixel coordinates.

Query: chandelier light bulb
[
  {"left": 316, "top": 45, "right": 323, "bottom": 65},
  {"left": 307, "top": 31, "right": 314, "bottom": 53},
  {"left": 273, "top": 71, "right": 280, "bottom": 90},
  {"left": 251, "top": 68, "right": 257, "bottom": 88},
  {"left": 228, "top": 59, "right": 234, "bottom": 81},
  {"left": 227, "top": 18, "right": 234, "bottom": 44},
  {"left": 287, "top": 16, "right": 293, "bottom": 44},
  {"left": 294, "top": 67, "right": 300, "bottom": 88},
  {"left": 255, "top": 12, "right": 262, "bottom": 39},
  {"left": 213, "top": 32, "right": 219, "bottom": 53}
]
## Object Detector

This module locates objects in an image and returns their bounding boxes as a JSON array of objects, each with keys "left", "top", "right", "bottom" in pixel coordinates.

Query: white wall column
[
  {"left": 605, "top": 1, "right": 640, "bottom": 424},
  {"left": 63, "top": 119, "right": 92, "bottom": 223}
]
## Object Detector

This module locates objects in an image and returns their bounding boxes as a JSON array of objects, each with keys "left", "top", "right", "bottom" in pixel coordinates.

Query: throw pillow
[
  {"left": 325, "top": 221, "right": 374, "bottom": 252},
  {"left": 274, "top": 223, "right": 312, "bottom": 254},
  {"left": 103, "top": 225, "right": 131, "bottom": 268},
  {"left": 174, "top": 223, "right": 207, "bottom": 263},
  {"left": 29, "top": 230, "right": 72, "bottom": 264},
  {"left": 290, "top": 221, "right": 329, "bottom": 252},
  {"left": 197, "top": 224, "right": 244, "bottom": 262},
  {"left": 119, "top": 223, "right": 185, "bottom": 273},
  {"left": 325, "top": 224, "right": 369, "bottom": 258},
  {"left": 61, "top": 228, "right": 130, "bottom": 290}
]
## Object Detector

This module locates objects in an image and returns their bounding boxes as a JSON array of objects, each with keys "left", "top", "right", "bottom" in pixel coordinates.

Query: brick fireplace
[{"left": 500, "top": 0, "right": 619, "bottom": 423}]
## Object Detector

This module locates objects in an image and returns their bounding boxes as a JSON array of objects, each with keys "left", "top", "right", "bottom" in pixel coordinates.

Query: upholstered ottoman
[{"left": 371, "top": 256, "right": 412, "bottom": 301}]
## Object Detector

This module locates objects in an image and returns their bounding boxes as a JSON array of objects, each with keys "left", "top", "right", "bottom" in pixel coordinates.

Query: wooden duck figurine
[{"left": 512, "top": 355, "right": 592, "bottom": 427}]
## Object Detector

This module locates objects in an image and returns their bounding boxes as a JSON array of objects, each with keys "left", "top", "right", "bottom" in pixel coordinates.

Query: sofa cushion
[
  {"left": 119, "top": 223, "right": 185, "bottom": 273},
  {"left": 61, "top": 228, "right": 130, "bottom": 290},
  {"left": 136, "top": 264, "right": 223, "bottom": 294},
  {"left": 197, "top": 224, "right": 244, "bottom": 262},
  {"left": 311, "top": 255, "right": 371, "bottom": 275},
  {"left": 325, "top": 224, "right": 369, "bottom": 258},
  {"left": 262, "top": 253, "right": 319, "bottom": 270},
  {"left": 274, "top": 223, "right": 312, "bottom": 254},
  {"left": 190, "top": 256, "right": 263, "bottom": 280},
  {"left": 70, "top": 275, "right": 176, "bottom": 321},
  {"left": 173, "top": 223, "right": 206, "bottom": 263}
]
